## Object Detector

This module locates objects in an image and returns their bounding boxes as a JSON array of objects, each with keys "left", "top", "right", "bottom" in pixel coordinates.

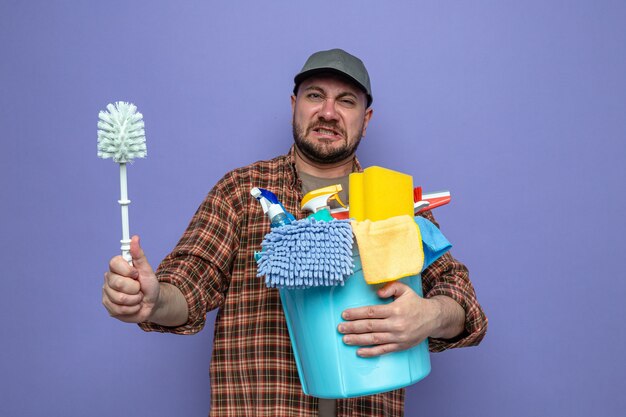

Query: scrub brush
[
  {"left": 97, "top": 101, "right": 147, "bottom": 264},
  {"left": 256, "top": 218, "right": 355, "bottom": 289}
]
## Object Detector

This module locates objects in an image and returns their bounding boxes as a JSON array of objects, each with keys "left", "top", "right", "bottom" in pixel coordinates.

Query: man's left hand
[{"left": 338, "top": 282, "right": 443, "bottom": 357}]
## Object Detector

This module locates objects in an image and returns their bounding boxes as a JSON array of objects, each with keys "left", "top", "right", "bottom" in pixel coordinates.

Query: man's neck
[{"left": 294, "top": 146, "right": 355, "bottom": 178}]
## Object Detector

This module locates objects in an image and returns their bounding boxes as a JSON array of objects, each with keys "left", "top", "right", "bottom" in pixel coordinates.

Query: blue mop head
[{"left": 256, "top": 218, "right": 354, "bottom": 289}]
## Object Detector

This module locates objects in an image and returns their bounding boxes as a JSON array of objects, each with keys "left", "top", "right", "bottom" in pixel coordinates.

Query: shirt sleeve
[
  {"left": 418, "top": 210, "right": 488, "bottom": 352},
  {"left": 139, "top": 175, "right": 241, "bottom": 335}
]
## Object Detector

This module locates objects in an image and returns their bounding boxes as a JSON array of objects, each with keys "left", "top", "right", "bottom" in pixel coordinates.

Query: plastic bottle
[
  {"left": 251, "top": 187, "right": 294, "bottom": 228},
  {"left": 268, "top": 203, "right": 292, "bottom": 228}
]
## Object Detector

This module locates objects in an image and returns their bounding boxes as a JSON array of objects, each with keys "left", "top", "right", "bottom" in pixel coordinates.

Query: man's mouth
[
  {"left": 316, "top": 128, "right": 339, "bottom": 136},
  {"left": 310, "top": 125, "right": 343, "bottom": 139}
]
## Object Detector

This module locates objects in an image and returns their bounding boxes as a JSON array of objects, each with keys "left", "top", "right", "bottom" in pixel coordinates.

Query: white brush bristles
[{"left": 97, "top": 101, "right": 147, "bottom": 163}]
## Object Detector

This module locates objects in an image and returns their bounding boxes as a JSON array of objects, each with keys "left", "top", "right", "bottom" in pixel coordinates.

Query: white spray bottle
[{"left": 250, "top": 187, "right": 293, "bottom": 228}]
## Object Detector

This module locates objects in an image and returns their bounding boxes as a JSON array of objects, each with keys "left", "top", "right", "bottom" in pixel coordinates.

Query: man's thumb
[
  {"left": 378, "top": 281, "right": 411, "bottom": 299},
  {"left": 130, "top": 235, "right": 154, "bottom": 275}
]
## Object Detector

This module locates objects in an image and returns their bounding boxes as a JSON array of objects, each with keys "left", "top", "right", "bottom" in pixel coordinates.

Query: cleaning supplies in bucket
[
  {"left": 252, "top": 187, "right": 355, "bottom": 289},
  {"left": 351, "top": 214, "right": 424, "bottom": 285},
  {"left": 253, "top": 168, "right": 455, "bottom": 398},
  {"left": 279, "top": 215, "right": 452, "bottom": 398},
  {"left": 256, "top": 218, "right": 354, "bottom": 288}
]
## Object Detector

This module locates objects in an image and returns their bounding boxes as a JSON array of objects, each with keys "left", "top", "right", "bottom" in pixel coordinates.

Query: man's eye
[
  {"left": 307, "top": 93, "right": 323, "bottom": 101},
  {"left": 340, "top": 99, "right": 356, "bottom": 106}
]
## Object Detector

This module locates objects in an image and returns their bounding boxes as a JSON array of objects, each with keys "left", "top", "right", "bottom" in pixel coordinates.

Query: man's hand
[
  {"left": 102, "top": 235, "right": 160, "bottom": 323},
  {"left": 338, "top": 282, "right": 465, "bottom": 357}
]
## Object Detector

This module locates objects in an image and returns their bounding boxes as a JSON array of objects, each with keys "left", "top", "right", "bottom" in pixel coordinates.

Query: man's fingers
[
  {"left": 104, "top": 272, "right": 141, "bottom": 294},
  {"left": 341, "top": 331, "right": 400, "bottom": 347},
  {"left": 103, "top": 239, "right": 158, "bottom": 324},
  {"left": 354, "top": 343, "right": 402, "bottom": 358},
  {"left": 338, "top": 318, "right": 393, "bottom": 335},
  {"left": 102, "top": 283, "right": 143, "bottom": 306},
  {"left": 342, "top": 303, "right": 393, "bottom": 321},
  {"left": 109, "top": 255, "right": 138, "bottom": 279},
  {"left": 102, "top": 296, "right": 142, "bottom": 318}
]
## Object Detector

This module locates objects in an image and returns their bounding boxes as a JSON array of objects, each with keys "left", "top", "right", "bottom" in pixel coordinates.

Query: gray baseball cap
[{"left": 293, "top": 48, "right": 373, "bottom": 107}]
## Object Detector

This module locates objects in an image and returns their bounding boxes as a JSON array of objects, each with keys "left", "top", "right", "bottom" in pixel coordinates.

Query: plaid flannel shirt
[{"left": 140, "top": 147, "right": 487, "bottom": 416}]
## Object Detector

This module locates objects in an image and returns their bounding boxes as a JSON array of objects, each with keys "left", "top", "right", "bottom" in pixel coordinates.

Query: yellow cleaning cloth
[{"left": 351, "top": 215, "right": 424, "bottom": 285}]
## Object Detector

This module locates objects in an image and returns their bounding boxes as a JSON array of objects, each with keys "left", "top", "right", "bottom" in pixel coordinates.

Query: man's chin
[
  {"left": 293, "top": 127, "right": 361, "bottom": 164},
  {"left": 296, "top": 143, "right": 354, "bottom": 164}
]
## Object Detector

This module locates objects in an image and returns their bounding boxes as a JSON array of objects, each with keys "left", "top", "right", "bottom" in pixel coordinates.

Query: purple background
[{"left": 2, "top": 1, "right": 625, "bottom": 416}]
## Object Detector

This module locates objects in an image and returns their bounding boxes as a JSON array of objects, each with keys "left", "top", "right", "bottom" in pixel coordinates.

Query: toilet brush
[{"left": 97, "top": 101, "right": 147, "bottom": 264}]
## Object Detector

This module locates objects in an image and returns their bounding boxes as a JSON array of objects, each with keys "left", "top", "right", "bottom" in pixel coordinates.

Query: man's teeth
[{"left": 318, "top": 128, "right": 336, "bottom": 135}]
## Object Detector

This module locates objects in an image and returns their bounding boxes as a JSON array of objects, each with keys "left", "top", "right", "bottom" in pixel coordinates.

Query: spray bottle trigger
[
  {"left": 328, "top": 192, "right": 346, "bottom": 208},
  {"left": 301, "top": 184, "right": 345, "bottom": 213}
]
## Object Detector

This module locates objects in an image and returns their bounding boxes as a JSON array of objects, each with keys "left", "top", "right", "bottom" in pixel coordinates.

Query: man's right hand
[{"left": 103, "top": 235, "right": 160, "bottom": 323}]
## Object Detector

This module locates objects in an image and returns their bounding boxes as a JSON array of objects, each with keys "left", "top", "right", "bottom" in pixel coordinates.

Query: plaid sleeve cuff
[
  {"left": 424, "top": 256, "right": 488, "bottom": 352},
  {"left": 137, "top": 270, "right": 210, "bottom": 335},
  {"left": 426, "top": 284, "right": 488, "bottom": 352},
  {"left": 416, "top": 211, "right": 487, "bottom": 352}
]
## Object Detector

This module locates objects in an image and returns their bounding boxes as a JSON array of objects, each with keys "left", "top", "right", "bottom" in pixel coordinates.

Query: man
[{"left": 103, "top": 48, "right": 487, "bottom": 417}]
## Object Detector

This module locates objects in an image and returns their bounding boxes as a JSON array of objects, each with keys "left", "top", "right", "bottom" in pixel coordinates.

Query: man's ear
[
  {"left": 361, "top": 107, "right": 373, "bottom": 137},
  {"left": 290, "top": 95, "right": 296, "bottom": 115}
]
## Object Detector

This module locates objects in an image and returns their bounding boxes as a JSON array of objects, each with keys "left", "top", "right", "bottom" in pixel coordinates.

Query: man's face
[{"left": 291, "top": 74, "right": 372, "bottom": 164}]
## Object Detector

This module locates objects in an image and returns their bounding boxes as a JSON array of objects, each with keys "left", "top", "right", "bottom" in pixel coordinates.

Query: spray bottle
[
  {"left": 301, "top": 184, "right": 346, "bottom": 221},
  {"left": 250, "top": 187, "right": 294, "bottom": 228}
]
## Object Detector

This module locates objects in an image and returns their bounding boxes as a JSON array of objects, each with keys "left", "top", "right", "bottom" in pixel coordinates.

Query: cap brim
[{"left": 293, "top": 68, "right": 372, "bottom": 107}]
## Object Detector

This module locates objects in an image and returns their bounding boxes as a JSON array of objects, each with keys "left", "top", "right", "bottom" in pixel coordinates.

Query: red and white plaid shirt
[{"left": 140, "top": 147, "right": 487, "bottom": 416}]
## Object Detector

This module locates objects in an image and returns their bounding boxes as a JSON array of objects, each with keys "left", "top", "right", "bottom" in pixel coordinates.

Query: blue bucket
[{"left": 279, "top": 246, "right": 431, "bottom": 399}]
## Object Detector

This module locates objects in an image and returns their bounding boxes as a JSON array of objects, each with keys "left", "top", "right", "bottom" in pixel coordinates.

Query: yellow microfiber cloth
[{"left": 350, "top": 215, "right": 424, "bottom": 285}]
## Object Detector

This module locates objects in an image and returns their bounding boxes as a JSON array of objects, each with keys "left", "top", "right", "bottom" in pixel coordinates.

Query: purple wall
[{"left": 2, "top": 1, "right": 625, "bottom": 416}]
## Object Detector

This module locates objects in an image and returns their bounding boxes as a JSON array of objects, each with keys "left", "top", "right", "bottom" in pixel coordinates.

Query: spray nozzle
[
  {"left": 251, "top": 187, "right": 271, "bottom": 214},
  {"left": 251, "top": 187, "right": 295, "bottom": 226},
  {"left": 301, "top": 184, "right": 346, "bottom": 214}
]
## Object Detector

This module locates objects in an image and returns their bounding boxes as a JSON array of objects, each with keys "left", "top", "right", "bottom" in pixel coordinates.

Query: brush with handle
[{"left": 97, "top": 101, "right": 147, "bottom": 264}]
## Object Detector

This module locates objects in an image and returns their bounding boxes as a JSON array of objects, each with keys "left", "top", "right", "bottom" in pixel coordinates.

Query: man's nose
[{"left": 319, "top": 99, "right": 339, "bottom": 122}]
